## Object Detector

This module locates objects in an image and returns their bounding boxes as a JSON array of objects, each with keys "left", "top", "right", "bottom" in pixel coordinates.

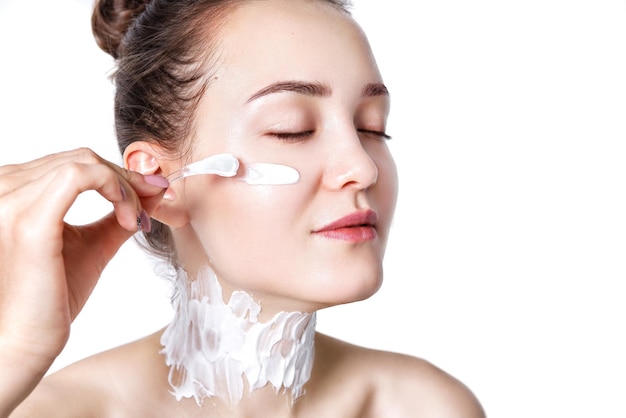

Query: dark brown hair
[{"left": 92, "top": 0, "right": 351, "bottom": 266}]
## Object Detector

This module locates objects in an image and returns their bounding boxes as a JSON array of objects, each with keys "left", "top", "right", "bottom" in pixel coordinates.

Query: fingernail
[
  {"left": 137, "top": 210, "right": 152, "bottom": 233},
  {"left": 144, "top": 174, "right": 170, "bottom": 188},
  {"left": 119, "top": 183, "right": 127, "bottom": 201}
]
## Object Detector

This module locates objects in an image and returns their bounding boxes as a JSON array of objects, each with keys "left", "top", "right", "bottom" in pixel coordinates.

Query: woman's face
[{"left": 172, "top": 0, "right": 398, "bottom": 317}]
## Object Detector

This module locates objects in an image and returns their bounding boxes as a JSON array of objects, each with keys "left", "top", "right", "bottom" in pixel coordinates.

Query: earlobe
[{"left": 123, "top": 141, "right": 190, "bottom": 228}]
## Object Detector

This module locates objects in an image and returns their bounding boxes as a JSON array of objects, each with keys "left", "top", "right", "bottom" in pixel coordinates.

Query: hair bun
[{"left": 92, "top": 0, "right": 151, "bottom": 59}]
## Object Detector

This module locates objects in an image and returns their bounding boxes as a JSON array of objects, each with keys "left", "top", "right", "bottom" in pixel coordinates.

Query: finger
[
  {"left": 1, "top": 149, "right": 168, "bottom": 234},
  {"left": 119, "top": 169, "right": 171, "bottom": 199},
  {"left": 0, "top": 148, "right": 106, "bottom": 178},
  {"left": 12, "top": 157, "right": 168, "bottom": 230},
  {"left": 1, "top": 148, "right": 169, "bottom": 203},
  {"left": 0, "top": 148, "right": 114, "bottom": 197},
  {"left": 31, "top": 162, "right": 142, "bottom": 233}
]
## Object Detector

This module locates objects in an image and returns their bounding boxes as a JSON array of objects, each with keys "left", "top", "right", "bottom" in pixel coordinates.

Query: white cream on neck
[{"left": 160, "top": 266, "right": 316, "bottom": 405}]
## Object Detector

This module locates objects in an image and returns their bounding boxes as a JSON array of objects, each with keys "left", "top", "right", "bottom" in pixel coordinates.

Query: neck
[{"left": 160, "top": 265, "right": 317, "bottom": 406}]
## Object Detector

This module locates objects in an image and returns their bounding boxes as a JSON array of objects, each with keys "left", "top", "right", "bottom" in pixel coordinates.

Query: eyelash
[
  {"left": 359, "top": 129, "right": 392, "bottom": 140},
  {"left": 269, "top": 129, "right": 392, "bottom": 141},
  {"left": 270, "top": 131, "right": 315, "bottom": 140}
]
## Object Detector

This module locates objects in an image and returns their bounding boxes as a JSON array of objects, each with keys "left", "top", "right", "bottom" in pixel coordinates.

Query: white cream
[
  {"left": 167, "top": 153, "right": 240, "bottom": 182},
  {"left": 242, "top": 162, "right": 300, "bottom": 185},
  {"left": 168, "top": 153, "right": 300, "bottom": 185},
  {"left": 160, "top": 266, "right": 316, "bottom": 405}
]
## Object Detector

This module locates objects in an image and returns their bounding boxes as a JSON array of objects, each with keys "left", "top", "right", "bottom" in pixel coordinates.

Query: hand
[{"left": 0, "top": 148, "right": 168, "bottom": 413}]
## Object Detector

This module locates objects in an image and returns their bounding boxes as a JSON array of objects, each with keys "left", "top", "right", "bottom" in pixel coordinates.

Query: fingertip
[
  {"left": 118, "top": 182, "right": 127, "bottom": 202},
  {"left": 143, "top": 174, "right": 170, "bottom": 189},
  {"left": 137, "top": 210, "right": 152, "bottom": 233},
  {"left": 111, "top": 202, "right": 142, "bottom": 233}
]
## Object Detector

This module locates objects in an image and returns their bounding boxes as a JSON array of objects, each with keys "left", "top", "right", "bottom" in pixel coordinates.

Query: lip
[{"left": 313, "top": 210, "right": 378, "bottom": 242}]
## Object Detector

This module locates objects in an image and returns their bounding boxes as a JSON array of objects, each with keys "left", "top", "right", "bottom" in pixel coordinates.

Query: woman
[{"left": 0, "top": 0, "right": 485, "bottom": 416}]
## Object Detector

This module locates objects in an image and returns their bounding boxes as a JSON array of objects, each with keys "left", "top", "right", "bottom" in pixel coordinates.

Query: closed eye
[
  {"left": 269, "top": 131, "right": 315, "bottom": 140},
  {"left": 269, "top": 129, "right": 391, "bottom": 141},
  {"left": 359, "top": 129, "right": 392, "bottom": 140}
]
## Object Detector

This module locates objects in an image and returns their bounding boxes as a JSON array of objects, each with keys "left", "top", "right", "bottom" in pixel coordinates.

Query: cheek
[
  {"left": 186, "top": 179, "right": 311, "bottom": 274},
  {"left": 372, "top": 149, "right": 399, "bottom": 233}
]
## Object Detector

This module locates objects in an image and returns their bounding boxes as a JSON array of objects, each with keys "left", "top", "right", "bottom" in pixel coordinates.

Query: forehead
[
  {"left": 221, "top": 0, "right": 354, "bottom": 42},
  {"left": 210, "top": 0, "right": 381, "bottom": 91}
]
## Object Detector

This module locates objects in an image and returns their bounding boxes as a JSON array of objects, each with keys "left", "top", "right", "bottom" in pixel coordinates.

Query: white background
[{"left": 1, "top": 1, "right": 625, "bottom": 417}]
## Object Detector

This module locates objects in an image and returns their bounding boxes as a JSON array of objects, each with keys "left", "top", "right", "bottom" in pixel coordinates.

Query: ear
[
  {"left": 123, "top": 141, "right": 190, "bottom": 228},
  {"left": 124, "top": 143, "right": 161, "bottom": 175}
]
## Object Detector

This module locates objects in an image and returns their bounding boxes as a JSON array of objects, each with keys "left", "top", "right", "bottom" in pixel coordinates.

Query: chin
[
  {"left": 315, "top": 267, "right": 384, "bottom": 307},
  {"left": 350, "top": 273, "right": 384, "bottom": 303}
]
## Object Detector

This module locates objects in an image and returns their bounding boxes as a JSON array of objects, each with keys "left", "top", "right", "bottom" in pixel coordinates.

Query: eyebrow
[
  {"left": 246, "top": 81, "right": 330, "bottom": 103},
  {"left": 246, "top": 81, "right": 389, "bottom": 103},
  {"left": 363, "top": 82, "right": 389, "bottom": 97}
]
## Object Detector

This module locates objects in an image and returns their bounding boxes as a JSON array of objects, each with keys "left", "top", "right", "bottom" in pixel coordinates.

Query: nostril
[{"left": 323, "top": 149, "right": 378, "bottom": 190}]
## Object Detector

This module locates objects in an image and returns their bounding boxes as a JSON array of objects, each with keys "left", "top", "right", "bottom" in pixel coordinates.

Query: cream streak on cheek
[
  {"left": 168, "top": 153, "right": 300, "bottom": 185},
  {"left": 242, "top": 161, "right": 300, "bottom": 185}
]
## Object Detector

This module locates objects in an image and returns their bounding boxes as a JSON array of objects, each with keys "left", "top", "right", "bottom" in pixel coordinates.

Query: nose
[{"left": 322, "top": 134, "right": 379, "bottom": 191}]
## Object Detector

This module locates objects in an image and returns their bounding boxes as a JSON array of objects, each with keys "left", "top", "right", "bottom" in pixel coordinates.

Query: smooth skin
[{"left": 2, "top": 1, "right": 486, "bottom": 417}]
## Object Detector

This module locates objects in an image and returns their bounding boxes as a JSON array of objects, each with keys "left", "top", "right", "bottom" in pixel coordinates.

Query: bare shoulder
[
  {"left": 367, "top": 350, "right": 486, "bottom": 418},
  {"left": 10, "top": 330, "right": 166, "bottom": 418},
  {"left": 315, "top": 333, "right": 486, "bottom": 418},
  {"left": 10, "top": 357, "right": 112, "bottom": 418}
]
